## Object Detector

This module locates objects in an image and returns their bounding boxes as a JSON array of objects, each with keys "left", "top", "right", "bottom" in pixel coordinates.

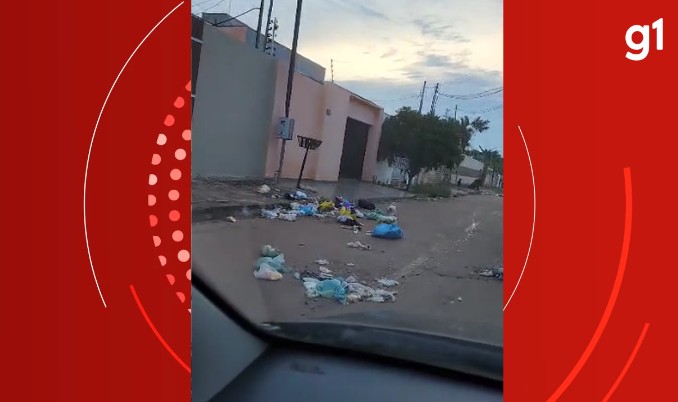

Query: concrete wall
[
  {"left": 459, "top": 155, "right": 484, "bottom": 172},
  {"left": 204, "top": 12, "right": 326, "bottom": 82},
  {"left": 264, "top": 79, "right": 383, "bottom": 182},
  {"left": 374, "top": 158, "right": 408, "bottom": 185},
  {"left": 192, "top": 25, "right": 277, "bottom": 179},
  {"left": 264, "top": 60, "right": 327, "bottom": 180}
]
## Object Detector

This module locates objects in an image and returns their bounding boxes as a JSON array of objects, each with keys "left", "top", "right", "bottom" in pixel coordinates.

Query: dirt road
[{"left": 193, "top": 194, "right": 503, "bottom": 345}]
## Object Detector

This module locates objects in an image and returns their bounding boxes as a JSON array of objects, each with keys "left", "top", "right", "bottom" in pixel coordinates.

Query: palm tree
[{"left": 478, "top": 147, "right": 502, "bottom": 186}]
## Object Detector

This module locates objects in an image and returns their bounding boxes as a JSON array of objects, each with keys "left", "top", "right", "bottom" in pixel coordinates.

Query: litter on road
[
  {"left": 226, "top": 216, "right": 237, "bottom": 223},
  {"left": 347, "top": 241, "right": 372, "bottom": 251},
  {"left": 377, "top": 278, "right": 399, "bottom": 287},
  {"left": 261, "top": 244, "right": 281, "bottom": 257},
  {"left": 478, "top": 266, "right": 503, "bottom": 280},
  {"left": 315, "top": 259, "right": 329, "bottom": 265},
  {"left": 253, "top": 246, "right": 292, "bottom": 281},
  {"left": 372, "top": 223, "right": 404, "bottom": 239}
]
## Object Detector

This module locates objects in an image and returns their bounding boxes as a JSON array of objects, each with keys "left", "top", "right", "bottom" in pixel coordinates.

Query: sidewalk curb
[{"left": 192, "top": 194, "right": 416, "bottom": 223}]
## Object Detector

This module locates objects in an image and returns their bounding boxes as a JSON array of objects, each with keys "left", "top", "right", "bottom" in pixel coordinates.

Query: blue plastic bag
[
  {"left": 254, "top": 254, "right": 291, "bottom": 273},
  {"left": 372, "top": 223, "right": 403, "bottom": 239},
  {"left": 298, "top": 205, "right": 317, "bottom": 216},
  {"left": 315, "top": 279, "right": 347, "bottom": 304}
]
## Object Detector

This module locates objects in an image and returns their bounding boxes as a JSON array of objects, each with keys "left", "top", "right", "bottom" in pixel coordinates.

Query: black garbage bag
[{"left": 358, "top": 199, "right": 376, "bottom": 211}]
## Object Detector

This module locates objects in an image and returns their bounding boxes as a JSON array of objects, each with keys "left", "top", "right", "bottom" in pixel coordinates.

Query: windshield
[{"left": 191, "top": 0, "right": 503, "bottom": 362}]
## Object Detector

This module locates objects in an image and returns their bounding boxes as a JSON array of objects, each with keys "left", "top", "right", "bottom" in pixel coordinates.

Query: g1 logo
[{"left": 625, "top": 18, "right": 664, "bottom": 61}]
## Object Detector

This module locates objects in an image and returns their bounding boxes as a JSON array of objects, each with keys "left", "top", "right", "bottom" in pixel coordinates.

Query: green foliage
[
  {"left": 378, "top": 107, "right": 471, "bottom": 182},
  {"left": 411, "top": 183, "right": 452, "bottom": 198},
  {"left": 468, "top": 147, "right": 503, "bottom": 175},
  {"left": 458, "top": 116, "right": 490, "bottom": 153}
]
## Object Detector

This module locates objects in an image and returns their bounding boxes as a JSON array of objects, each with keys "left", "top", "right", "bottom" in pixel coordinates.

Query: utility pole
[
  {"left": 454, "top": 104, "right": 458, "bottom": 120},
  {"left": 275, "top": 0, "right": 303, "bottom": 183},
  {"left": 263, "top": 0, "right": 274, "bottom": 52},
  {"left": 417, "top": 80, "right": 427, "bottom": 114},
  {"left": 331, "top": 59, "right": 334, "bottom": 83},
  {"left": 254, "top": 0, "right": 265, "bottom": 49},
  {"left": 429, "top": 83, "right": 439, "bottom": 115}
]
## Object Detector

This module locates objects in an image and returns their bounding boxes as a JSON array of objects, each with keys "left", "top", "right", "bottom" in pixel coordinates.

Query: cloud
[
  {"left": 327, "top": 0, "right": 391, "bottom": 21},
  {"left": 380, "top": 48, "right": 397, "bottom": 59},
  {"left": 205, "top": 0, "right": 504, "bottom": 150},
  {"left": 413, "top": 18, "right": 469, "bottom": 43}
]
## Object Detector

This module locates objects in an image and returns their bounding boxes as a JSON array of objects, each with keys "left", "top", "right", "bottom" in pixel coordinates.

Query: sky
[{"left": 192, "top": 0, "right": 503, "bottom": 154}]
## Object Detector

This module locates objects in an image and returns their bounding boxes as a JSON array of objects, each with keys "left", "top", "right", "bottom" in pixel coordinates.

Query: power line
[
  {"left": 192, "top": 0, "right": 216, "bottom": 9},
  {"left": 457, "top": 104, "right": 503, "bottom": 114},
  {"left": 439, "top": 87, "right": 503, "bottom": 100},
  {"left": 371, "top": 94, "right": 419, "bottom": 102},
  {"left": 212, "top": 7, "right": 261, "bottom": 26},
  {"left": 201, "top": 0, "right": 229, "bottom": 13}
]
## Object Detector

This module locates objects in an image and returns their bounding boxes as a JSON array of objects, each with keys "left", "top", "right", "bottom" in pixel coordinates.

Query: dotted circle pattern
[{"left": 148, "top": 82, "right": 191, "bottom": 312}]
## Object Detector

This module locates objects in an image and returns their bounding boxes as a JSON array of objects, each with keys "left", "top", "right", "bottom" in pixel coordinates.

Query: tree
[
  {"left": 377, "top": 107, "right": 464, "bottom": 190},
  {"left": 470, "top": 147, "right": 503, "bottom": 185},
  {"left": 457, "top": 116, "right": 490, "bottom": 153}
]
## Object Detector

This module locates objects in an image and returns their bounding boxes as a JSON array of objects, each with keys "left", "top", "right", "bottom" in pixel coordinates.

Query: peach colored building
[{"left": 202, "top": 13, "right": 384, "bottom": 182}]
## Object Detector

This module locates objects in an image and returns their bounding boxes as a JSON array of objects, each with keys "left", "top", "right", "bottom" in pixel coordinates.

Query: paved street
[{"left": 193, "top": 194, "right": 503, "bottom": 345}]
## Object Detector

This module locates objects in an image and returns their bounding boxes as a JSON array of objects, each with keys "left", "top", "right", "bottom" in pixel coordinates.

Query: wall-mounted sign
[{"left": 278, "top": 117, "right": 295, "bottom": 140}]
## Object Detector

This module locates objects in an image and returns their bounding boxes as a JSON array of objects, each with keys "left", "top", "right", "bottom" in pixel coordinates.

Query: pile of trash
[
  {"left": 296, "top": 261, "right": 399, "bottom": 305},
  {"left": 477, "top": 265, "right": 503, "bottom": 280},
  {"left": 252, "top": 245, "right": 401, "bottom": 305},
  {"left": 258, "top": 195, "right": 404, "bottom": 239},
  {"left": 253, "top": 245, "right": 293, "bottom": 281}
]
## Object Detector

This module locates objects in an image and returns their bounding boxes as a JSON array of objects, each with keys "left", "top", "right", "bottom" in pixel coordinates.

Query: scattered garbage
[
  {"left": 290, "top": 202, "right": 301, "bottom": 210},
  {"left": 346, "top": 275, "right": 357, "bottom": 283},
  {"left": 334, "top": 196, "right": 344, "bottom": 208},
  {"left": 279, "top": 213, "right": 297, "bottom": 222},
  {"left": 254, "top": 266, "right": 283, "bottom": 281},
  {"left": 378, "top": 278, "right": 399, "bottom": 287},
  {"left": 261, "top": 209, "right": 279, "bottom": 219},
  {"left": 347, "top": 282, "right": 396, "bottom": 303},
  {"left": 261, "top": 244, "right": 281, "bottom": 257},
  {"left": 242, "top": 206, "right": 252, "bottom": 217},
  {"left": 298, "top": 204, "right": 317, "bottom": 216},
  {"left": 315, "top": 259, "right": 329, "bottom": 265},
  {"left": 372, "top": 223, "right": 404, "bottom": 240},
  {"left": 319, "top": 267, "right": 332, "bottom": 275},
  {"left": 293, "top": 272, "right": 301, "bottom": 280},
  {"left": 257, "top": 184, "right": 271, "bottom": 194},
  {"left": 355, "top": 210, "right": 365, "bottom": 219},
  {"left": 366, "top": 211, "right": 397, "bottom": 224},
  {"left": 347, "top": 241, "right": 372, "bottom": 251},
  {"left": 347, "top": 294, "right": 361, "bottom": 303},
  {"left": 303, "top": 280, "right": 319, "bottom": 298},
  {"left": 338, "top": 207, "right": 352, "bottom": 217},
  {"left": 387, "top": 204, "right": 397, "bottom": 216},
  {"left": 254, "top": 254, "right": 289, "bottom": 273},
  {"left": 358, "top": 199, "right": 376, "bottom": 210},
  {"left": 337, "top": 215, "right": 361, "bottom": 226},
  {"left": 315, "top": 279, "right": 348, "bottom": 304},
  {"left": 478, "top": 266, "right": 503, "bottom": 280},
  {"left": 253, "top": 245, "right": 292, "bottom": 281},
  {"left": 300, "top": 270, "right": 321, "bottom": 280},
  {"left": 345, "top": 263, "right": 355, "bottom": 267},
  {"left": 318, "top": 200, "right": 335, "bottom": 212},
  {"left": 295, "top": 190, "right": 308, "bottom": 200},
  {"left": 226, "top": 216, "right": 237, "bottom": 223},
  {"left": 457, "top": 297, "right": 463, "bottom": 302}
]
